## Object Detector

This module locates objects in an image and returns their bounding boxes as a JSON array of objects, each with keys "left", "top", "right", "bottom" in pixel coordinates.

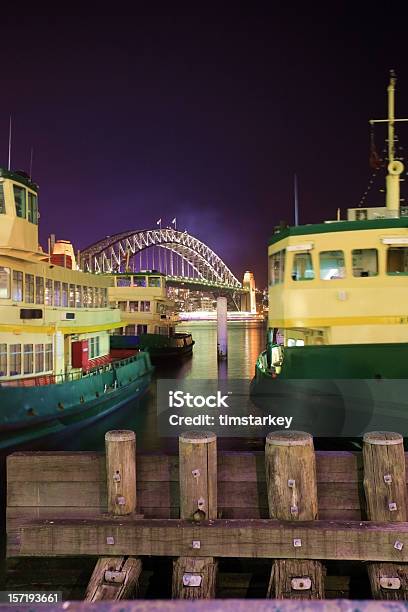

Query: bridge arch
[{"left": 80, "top": 228, "right": 241, "bottom": 289}]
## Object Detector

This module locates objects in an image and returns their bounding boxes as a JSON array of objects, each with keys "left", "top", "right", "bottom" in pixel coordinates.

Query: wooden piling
[
  {"left": 85, "top": 557, "right": 142, "bottom": 601},
  {"left": 363, "top": 431, "right": 408, "bottom": 600},
  {"left": 179, "top": 431, "right": 217, "bottom": 521},
  {"left": 172, "top": 431, "right": 218, "bottom": 599},
  {"left": 105, "top": 430, "right": 136, "bottom": 516},
  {"left": 265, "top": 431, "right": 324, "bottom": 599}
]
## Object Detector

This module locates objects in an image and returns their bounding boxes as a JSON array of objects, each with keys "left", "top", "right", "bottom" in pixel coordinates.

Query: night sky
[{"left": 1, "top": 8, "right": 408, "bottom": 286}]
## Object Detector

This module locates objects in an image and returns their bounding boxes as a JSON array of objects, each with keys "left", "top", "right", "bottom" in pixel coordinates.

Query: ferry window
[
  {"left": 11, "top": 270, "right": 23, "bottom": 301},
  {"left": 0, "top": 266, "right": 11, "bottom": 298},
  {"left": 45, "top": 343, "right": 53, "bottom": 371},
  {"left": 23, "top": 344, "right": 34, "bottom": 375},
  {"left": 62, "top": 282, "right": 68, "bottom": 307},
  {"left": 118, "top": 301, "right": 127, "bottom": 311},
  {"left": 69, "top": 284, "right": 75, "bottom": 308},
  {"left": 9, "top": 344, "right": 21, "bottom": 376},
  {"left": 25, "top": 274, "right": 34, "bottom": 303},
  {"left": 268, "top": 250, "right": 285, "bottom": 286},
  {"left": 54, "top": 281, "right": 61, "bottom": 306},
  {"left": 292, "top": 253, "right": 314, "bottom": 281},
  {"left": 0, "top": 184, "right": 5, "bottom": 213},
  {"left": 103, "top": 288, "right": 108, "bottom": 307},
  {"left": 134, "top": 276, "right": 147, "bottom": 287},
  {"left": 319, "top": 250, "right": 346, "bottom": 280},
  {"left": 95, "top": 336, "right": 100, "bottom": 357},
  {"left": 129, "top": 301, "right": 138, "bottom": 312},
  {"left": 352, "top": 249, "right": 378, "bottom": 277},
  {"left": 137, "top": 324, "right": 147, "bottom": 334},
  {"left": 88, "top": 287, "right": 95, "bottom": 308},
  {"left": 95, "top": 287, "right": 101, "bottom": 308},
  {"left": 0, "top": 344, "right": 7, "bottom": 376},
  {"left": 35, "top": 344, "right": 44, "bottom": 373},
  {"left": 125, "top": 325, "right": 136, "bottom": 335},
  {"left": 117, "top": 276, "right": 131, "bottom": 287},
  {"left": 13, "top": 185, "right": 26, "bottom": 218},
  {"left": 45, "top": 279, "right": 53, "bottom": 305},
  {"left": 387, "top": 247, "right": 408, "bottom": 274},
  {"left": 75, "top": 285, "right": 82, "bottom": 308},
  {"left": 83, "top": 286, "right": 89, "bottom": 307},
  {"left": 148, "top": 276, "right": 161, "bottom": 287},
  {"left": 140, "top": 300, "right": 150, "bottom": 312},
  {"left": 27, "top": 192, "right": 38, "bottom": 225},
  {"left": 35, "top": 277, "right": 44, "bottom": 304}
]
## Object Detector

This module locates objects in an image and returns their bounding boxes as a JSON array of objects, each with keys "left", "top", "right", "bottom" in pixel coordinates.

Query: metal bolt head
[
  {"left": 106, "top": 536, "right": 115, "bottom": 545},
  {"left": 117, "top": 496, "right": 126, "bottom": 506},
  {"left": 192, "top": 469, "right": 200, "bottom": 478},
  {"left": 290, "top": 505, "right": 298, "bottom": 515},
  {"left": 288, "top": 479, "right": 296, "bottom": 488},
  {"left": 293, "top": 538, "right": 302, "bottom": 547},
  {"left": 192, "top": 540, "right": 201, "bottom": 549},
  {"left": 113, "top": 472, "right": 121, "bottom": 483},
  {"left": 389, "top": 502, "right": 397, "bottom": 511},
  {"left": 384, "top": 474, "right": 393, "bottom": 484},
  {"left": 394, "top": 540, "right": 404, "bottom": 551}
]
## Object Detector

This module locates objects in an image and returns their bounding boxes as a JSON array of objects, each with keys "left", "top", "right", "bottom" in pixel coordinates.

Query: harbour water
[{"left": 0, "top": 321, "right": 266, "bottom": 594}]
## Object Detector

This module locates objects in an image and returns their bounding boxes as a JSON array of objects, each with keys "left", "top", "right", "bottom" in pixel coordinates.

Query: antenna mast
[
  {"left": 370, "top": 71, "right": 407, "bottom": 215},
  {"left": 7, "top": 116, "right": 12, "bottom": 171}
]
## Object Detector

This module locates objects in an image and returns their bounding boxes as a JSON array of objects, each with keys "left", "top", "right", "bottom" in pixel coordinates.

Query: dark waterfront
[
  {"left": 25, "top": 321, "right": 266, "bottom": 454},
  {"left": 0, "top": 321, "right": 267, "bottom": 597}
]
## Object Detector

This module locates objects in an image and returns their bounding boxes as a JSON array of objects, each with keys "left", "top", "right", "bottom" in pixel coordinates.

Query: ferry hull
[
  {"left": 0, "top": 353, "right": 153, "bottom": 449},
  {"left": 251, "top": 345, "right": 408, "bottom": 440}
]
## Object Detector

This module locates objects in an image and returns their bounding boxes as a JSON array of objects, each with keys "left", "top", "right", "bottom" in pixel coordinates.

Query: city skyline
[{"left": 1, "top": 8, "right": 408, "bottom": 284}]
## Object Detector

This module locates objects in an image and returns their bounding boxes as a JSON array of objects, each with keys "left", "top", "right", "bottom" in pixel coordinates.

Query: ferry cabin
[
  {"left": 0, "top": 168, "right": 122, "bottom": 385},
  {"left": 268, "top": 215, "right": 408, "bottom": 349},
  {"left": 108, "top": 272, "right": 178, "bottom": 336}
]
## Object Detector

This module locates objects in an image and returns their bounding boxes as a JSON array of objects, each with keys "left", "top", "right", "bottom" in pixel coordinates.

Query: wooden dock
[{"left": 5, "top": 429, "right": 408, "bottom": 601}]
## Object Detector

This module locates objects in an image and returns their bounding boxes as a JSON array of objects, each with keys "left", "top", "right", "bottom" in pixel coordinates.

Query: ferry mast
[{"left": 370, "top": 71, "right": 407, "bottom": 214}]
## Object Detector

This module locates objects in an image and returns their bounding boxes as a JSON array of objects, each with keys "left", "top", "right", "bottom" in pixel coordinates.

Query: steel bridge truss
[{"left": 80, "top": 228, "right": 242, "bottom": 289}]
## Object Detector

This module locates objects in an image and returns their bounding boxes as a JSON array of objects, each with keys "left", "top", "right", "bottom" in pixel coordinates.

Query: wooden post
[
  {"left": 363, "top": 431, "right": 408, "bottom": 600},
  {"left": 85, "top": 557, "right": 142, "bottom": 601},
  {"left": 265, "top": 430, "right": 325, "bottom": 599},
  {"left": 105, "top": 430, "right": 136, "bottom": 516},
  {"left": 172, "top": 431, "right": 218, "bottom": 599},
  {"left": 86, "top": 431, "right": 141, "bottom": 602}
]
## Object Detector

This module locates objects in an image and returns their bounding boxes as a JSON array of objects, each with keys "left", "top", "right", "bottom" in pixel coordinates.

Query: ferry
[
  {"left": 108, "top": 271, "right": 194, "bottom": 362},
  {"left": 0, "top": 168, "right": 153, "bottom": 449},
  {"left": 251, "top": 72, "right": 408, "bottom": 438}
]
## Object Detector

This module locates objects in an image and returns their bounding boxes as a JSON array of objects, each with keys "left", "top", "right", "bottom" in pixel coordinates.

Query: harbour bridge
[{"left": 80, "top": 228, "right": 248, "bottom": 300}]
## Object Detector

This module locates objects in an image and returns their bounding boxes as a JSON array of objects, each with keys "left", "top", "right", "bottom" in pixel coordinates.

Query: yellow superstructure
[
  {"left": 0, "top": 169, "right": 121, "bottom": 382},
  {"left": 268, "top": 220, "right": 408, "bottom": 348}
]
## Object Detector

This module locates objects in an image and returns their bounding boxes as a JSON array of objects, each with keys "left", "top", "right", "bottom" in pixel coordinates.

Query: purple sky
[{"left": 1, "top": 9, "right": 408, "bottom": 285}]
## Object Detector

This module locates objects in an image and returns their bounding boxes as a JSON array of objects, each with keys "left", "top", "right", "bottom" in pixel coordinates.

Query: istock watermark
[{"left": 155, "top": 378, "right": 406, "bottom": 438}]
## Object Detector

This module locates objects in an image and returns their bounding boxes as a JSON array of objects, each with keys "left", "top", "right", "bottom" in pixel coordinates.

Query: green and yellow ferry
[
  {"left": 108, "top": 271, "right": 194, "bottom": 363},
  {"left": 0, "top": 168, "right": 153, "bottom": 449},
  {"left": 251, "top": 73, "right": 408, "bottom": 438}
]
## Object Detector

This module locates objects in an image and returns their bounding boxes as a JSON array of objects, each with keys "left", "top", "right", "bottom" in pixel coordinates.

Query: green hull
[
  {"left": 111, "top": 333, "right": 194, "bottom": 363},
  {"left": 251, "top": 344, "right": 408, "bottom": 440},
  {"left": 0, "top": 352, "right": 153, "bottom": 449},
  {"left": 259, "top": 342, "right": 408, "bottom": 379}
]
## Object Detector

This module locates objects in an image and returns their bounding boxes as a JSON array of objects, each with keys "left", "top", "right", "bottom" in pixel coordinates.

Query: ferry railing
[{"left": 0, "top": 352, "right": 147, "bottom": 388}]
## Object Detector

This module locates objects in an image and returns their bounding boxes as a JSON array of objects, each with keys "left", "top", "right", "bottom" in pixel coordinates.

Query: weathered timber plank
[
  {"left": 8, "top": 518, "right": 408, "bottom": 562},
  {"left": 7, "top": 482, "right": 107, "bottom": 507},
  {"left": 6, "top": 451, "right": 366, "bottom": 484},
  {"left": 7, "top": 480, "right": 361, "bottom": 513},
  {"left": 7, "top": 453, "right": 106, "bottom": 482},
  {"left": 6, "top": 505, "right": 362, "bottom": 529}
]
